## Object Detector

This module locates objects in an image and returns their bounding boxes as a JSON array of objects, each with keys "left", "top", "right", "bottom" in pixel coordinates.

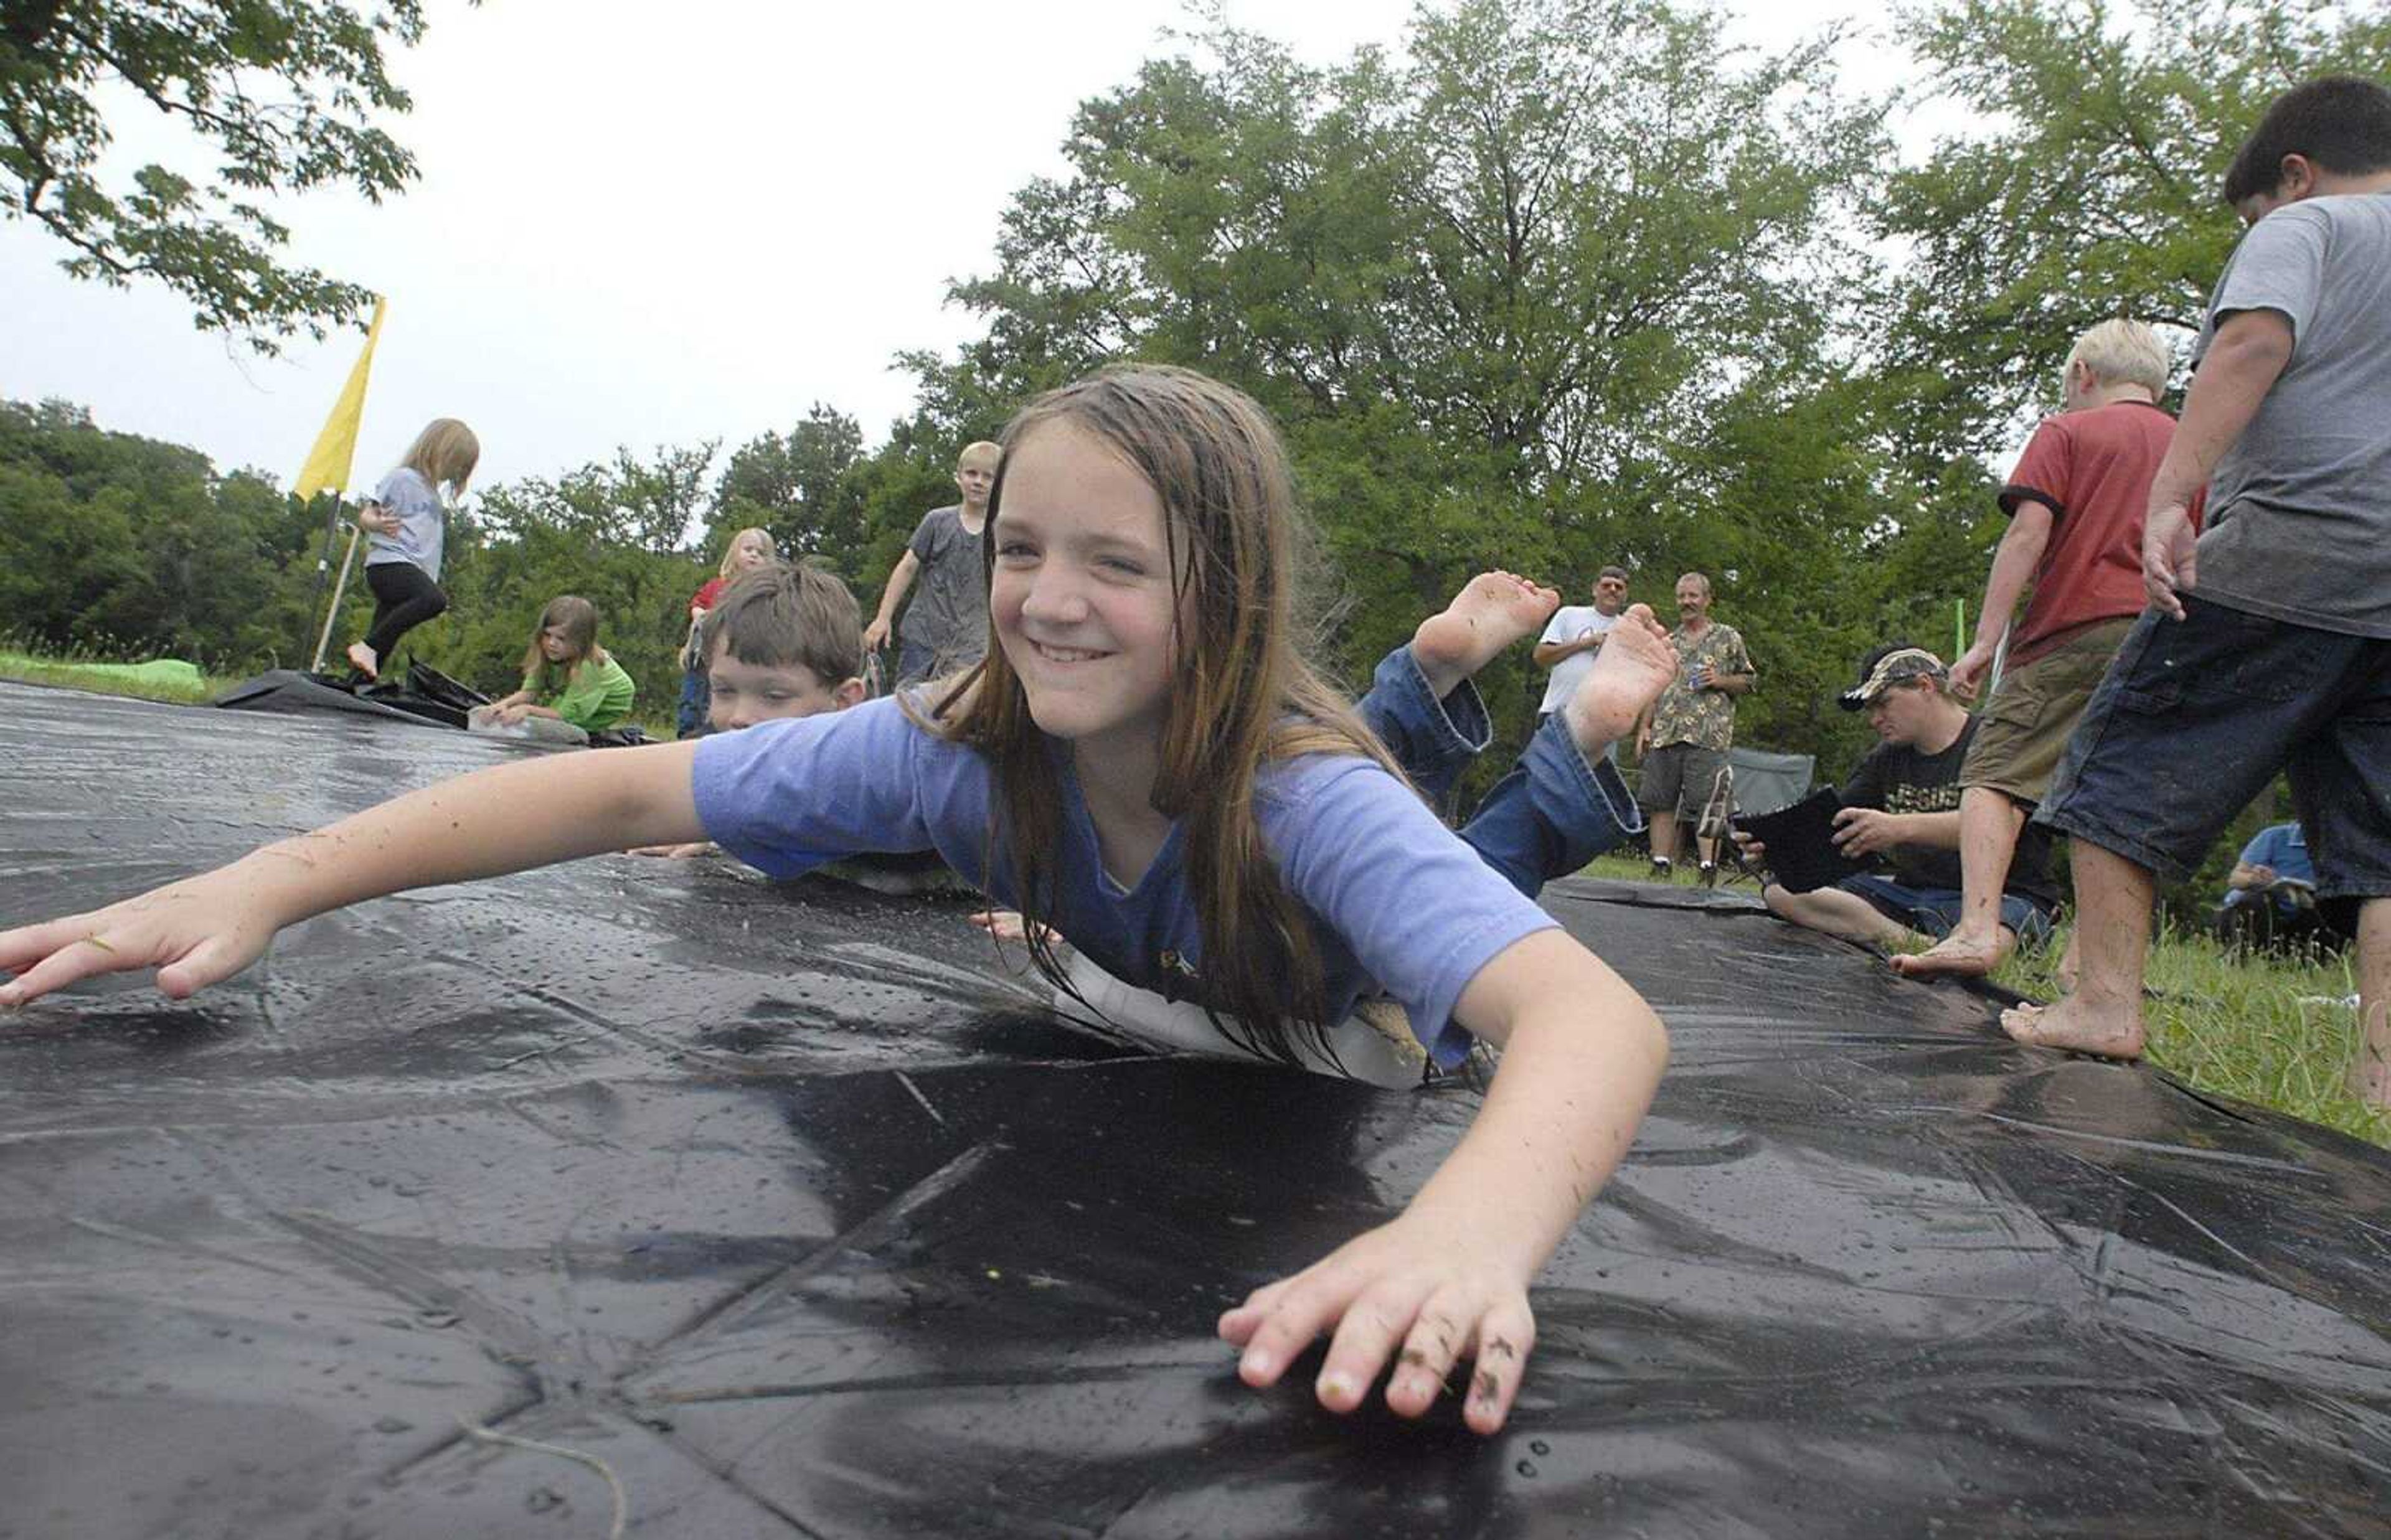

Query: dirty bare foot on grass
[
  {"left": 1890, "top": 924, "right": 2011, "bottom": 979},
  {"left": 1413, "top": 572, "right": 1559, "bottom": 700},
  {"left": 1564, "top": 604, "right": 1674, "bottom": 754},
  {"left": 1999, "top": 995, "right": 2146, "bottom": 1060}
]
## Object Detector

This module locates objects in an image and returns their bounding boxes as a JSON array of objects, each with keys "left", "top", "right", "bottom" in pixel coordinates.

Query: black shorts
[{"left": 2040, "top": 596, "right": 2391, "bottom": 911}]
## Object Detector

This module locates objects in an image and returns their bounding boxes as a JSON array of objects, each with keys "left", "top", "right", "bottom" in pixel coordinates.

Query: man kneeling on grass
[{"left": 1737, "top": 646, "right": 2059, "bottom": 955}]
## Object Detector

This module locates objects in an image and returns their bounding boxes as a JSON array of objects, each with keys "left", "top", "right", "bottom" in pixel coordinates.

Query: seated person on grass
[
  {"left": 476, "top": 595, "right": 637, "bottom": 736},
  {"left": 1736, "top": 645, "right": 2059, "bottom": 956},
  {"left": 2215, "top": 820, "right": 2348, "bottom": 955},
  {"left": 634, "top": 560, "right": 867, "bottom": 858}
]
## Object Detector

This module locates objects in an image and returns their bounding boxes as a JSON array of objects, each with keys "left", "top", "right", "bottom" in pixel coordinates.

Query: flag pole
[{"left": 310, "top": 517, "right": 365, "bottom": 674}]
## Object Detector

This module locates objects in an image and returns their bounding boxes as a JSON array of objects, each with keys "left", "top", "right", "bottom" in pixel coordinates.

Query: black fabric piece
[
  {"left": 361, "top": 560, "right": 450, "bottom": 662},
  {"left": 4, "top": 680, "right": 2390, "bottom": 1537},
  {"left": 1732, "top": 786, "right": 1868, "bottom": 893}
]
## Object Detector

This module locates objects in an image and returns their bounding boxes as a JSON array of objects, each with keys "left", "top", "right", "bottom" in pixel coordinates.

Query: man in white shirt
[{"left": 1532, "top": 566, "right": 1631, "bottom": 726}]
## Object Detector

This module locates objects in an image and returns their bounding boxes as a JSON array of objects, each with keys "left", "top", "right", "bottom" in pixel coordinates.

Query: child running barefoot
[
  {"left": 346, "top": 418, "right": 479, "bottom": 681},
  {"left": 474, "top": 596, "right": 637, "bottom": 738},
  {"left": 0, "top": 366, "right": 1669, "bottom": 1436}
]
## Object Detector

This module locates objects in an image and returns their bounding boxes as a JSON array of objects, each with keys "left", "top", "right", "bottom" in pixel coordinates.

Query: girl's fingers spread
[
  {"left": 0, "top": 915, "right": 97, "bottom": 977},
  {"left": 1385, "top": 1293, "right": 1473, "bottom": 1418},
  {"left": 1235, "top": 1274, "right": 1357, "bottom": 1389},
  {"left": 154, "top": 934, "right": 248, "bottom": 1000},
  {"left": 1462, "top": 1300, "right": 1539, "bottom": 1436},
  {"left": 1314, "top": 1281, "right": 1432, "bottom": 1414},
  {"left": 0, "top": 929, "right": 130, "bottom": 1008}
]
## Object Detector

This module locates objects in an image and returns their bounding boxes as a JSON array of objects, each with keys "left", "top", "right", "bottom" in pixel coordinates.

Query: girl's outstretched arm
[
  {"left": 1217, "top": 927, "right": 1667, "bottom": 1435},
  {"left": 0, "top": 741, "right": 705, "bottom": 1008}
]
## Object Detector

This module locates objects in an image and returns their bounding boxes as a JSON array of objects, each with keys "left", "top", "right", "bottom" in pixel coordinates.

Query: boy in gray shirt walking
[
  {"left": 2002, "top": 77, "right": 2391, "bottom": 1109},
  {"left": 865, "top": 441, "right": 1001, "bottom": 685}
]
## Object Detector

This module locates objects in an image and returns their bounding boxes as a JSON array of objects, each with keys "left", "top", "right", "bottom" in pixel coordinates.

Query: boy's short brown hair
[{"left": 704, "top": 561, "right": 865, "bottom": 687}]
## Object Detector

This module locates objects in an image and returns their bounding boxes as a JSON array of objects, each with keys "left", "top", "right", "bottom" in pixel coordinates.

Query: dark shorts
[
  {"left": 1961, "top": 616, "right": 2134, "bottom": 806},
  {"left": 1837, "top": 873, "right": 2054, "bottom": 947},
  {"left": 1637, "top": 741, "right": 1729, "bottom": 819},
  {"left": 2040, "top": 596, "right": 2391, "bottom": 908}
]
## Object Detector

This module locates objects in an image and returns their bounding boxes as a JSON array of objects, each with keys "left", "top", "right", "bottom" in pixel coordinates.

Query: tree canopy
[{"left": 0, "top": 0, "right": 459, "bottom": 350}]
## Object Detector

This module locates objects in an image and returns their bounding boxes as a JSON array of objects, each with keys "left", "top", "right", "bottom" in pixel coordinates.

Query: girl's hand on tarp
[
  {"left": 0, "top": 873, "right": 278, "bottom": 1008},
  {"left": 1217, "top": 1212, "right": 1536, "bottom": 1435}
]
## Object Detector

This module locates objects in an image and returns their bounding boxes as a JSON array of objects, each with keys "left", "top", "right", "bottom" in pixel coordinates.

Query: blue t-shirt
[
  {"left": 691, "top": 696, "right": 1559, "bottom": 1066},
  {"left": 364, "top": 467, "right": 446, "bottom": 582},
  {"left": 2222, "top": 822, "right": 2313, "bottom": 909}
]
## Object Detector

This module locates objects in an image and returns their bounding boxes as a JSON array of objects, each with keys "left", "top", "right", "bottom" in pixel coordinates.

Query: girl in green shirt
[{"left": 484, "top": 596, "right": 636, "bottom": 733}]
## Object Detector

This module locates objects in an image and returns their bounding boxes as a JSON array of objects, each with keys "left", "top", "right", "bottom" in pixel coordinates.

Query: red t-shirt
[
  {"left": 1999, "top": 400, "right": 2202, "bottom": 665},
  {"left": 691, "top": 576, "right": 730, "bottom": 614}
]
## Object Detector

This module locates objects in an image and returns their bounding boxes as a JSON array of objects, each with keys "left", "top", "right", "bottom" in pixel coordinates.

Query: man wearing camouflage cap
[{"left": 1737, "top": 645, "right": 2059, "bottom": 954}]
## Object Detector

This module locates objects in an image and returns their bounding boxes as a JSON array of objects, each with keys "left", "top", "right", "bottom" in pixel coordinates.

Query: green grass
[
  {"left": 0, "top": 649, "right": 229, "bottom": 705},
  {"left": 1583, "top": 851, "right": 2389, "bottom": 1148}
]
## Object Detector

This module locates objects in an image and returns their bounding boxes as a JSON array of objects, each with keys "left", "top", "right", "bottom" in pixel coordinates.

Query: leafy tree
[
  {"left": 0, "top": 0, "right": 460, "bottom": 350},
  {"left": 1879, "top": 0, "right": 2391, "bottom": 456},
  {"left": 711, "top": 404, "right": 869, "bottom": 576},
  {"left": 918, "top": 0, "right": 1897, "bottom": 776}
]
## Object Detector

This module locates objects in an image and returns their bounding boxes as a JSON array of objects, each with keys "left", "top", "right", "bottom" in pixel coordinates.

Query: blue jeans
[
  {"left": 1837, "top": 873, "right": 2054, "bottom": 948},
  {"left": 1359, "top": 646, "right": 1643, "bottom": 899},
  {"left": 675, "top": 668, "right": 710, "bottom": 739}
]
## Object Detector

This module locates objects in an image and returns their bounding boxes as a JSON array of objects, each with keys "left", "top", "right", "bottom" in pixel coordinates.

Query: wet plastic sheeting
[{"left": 2, "top": 678, "right": 2389, "bottom": 1538}]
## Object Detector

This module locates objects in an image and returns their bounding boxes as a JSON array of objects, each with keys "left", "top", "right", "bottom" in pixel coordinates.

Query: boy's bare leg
[
  {"left": 1413, "top": 572, "right": 1560, "bottom": 700},
  {"left": 1560, "top": 605, "right": 1675, "bottom": 757},
  {"left": 2352, "top": 898, "right": 2390, "bottom": 1108},
  {"left": 1999, "top": 838, "right": 2152, "bottom": 1059},
  {"left": 1893, "top": 787, "right": 2026, "bottom": 977},
  {"left": 1763, "top": 885, "right": 1915, "bottom": 948}
]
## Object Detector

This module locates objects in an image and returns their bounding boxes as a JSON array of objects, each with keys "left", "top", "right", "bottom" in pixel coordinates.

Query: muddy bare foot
[
  {"left": 2352, "top": 1025, "right": 2391, "bottom": 1109},
  {"left": 1999, "top": 995, "right": 2146, "bottom": 1059},
  {"left": 346, "top": 641, "right": 379, "bottom": 680},
  {"left": 1563, "top": 604, "right": 1674, "bottom": 753},
  {"left": 1890, "top": 925, "right": 2012, "bottom": 979},
  {"left": 1413, "top": 572, "right": 1559, "bottom": 699}
]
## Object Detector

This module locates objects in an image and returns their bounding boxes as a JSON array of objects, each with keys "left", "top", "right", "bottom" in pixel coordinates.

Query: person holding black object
[{"left": 1733, "top": 645, "right": 2059, "bottom": 954}]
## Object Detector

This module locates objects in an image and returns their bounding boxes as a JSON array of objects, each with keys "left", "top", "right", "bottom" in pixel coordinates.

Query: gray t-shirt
[
  {"left": 362, "top": 466, "right": 446, "bottom": 583},
  {"left": 2191, "top": 191, "right": 2391, "bottom": 637},
  {"left": 898, "top": 504, "right": 989, "bottom": 670}
]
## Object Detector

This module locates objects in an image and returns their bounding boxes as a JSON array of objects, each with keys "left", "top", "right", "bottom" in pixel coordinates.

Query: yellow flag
[{"left": 293, "top": 297, "right": 387, "bottom": 500}]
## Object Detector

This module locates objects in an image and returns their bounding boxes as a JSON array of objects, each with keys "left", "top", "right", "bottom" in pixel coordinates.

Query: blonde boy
[{"left": 864, "top": 441, "right": 1001, "bottom": 685}]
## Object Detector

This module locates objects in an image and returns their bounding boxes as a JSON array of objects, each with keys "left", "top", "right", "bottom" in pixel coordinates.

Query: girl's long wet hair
[
  {"left": 922, "top": 365, "right": 1403, "bottom": 1066},
  {"left": 520, "top": 594, "right": 600, "bottom": 684}
]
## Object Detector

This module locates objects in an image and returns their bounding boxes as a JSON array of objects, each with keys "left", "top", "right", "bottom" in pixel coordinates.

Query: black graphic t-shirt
[{"left": 1841, "top": 718, "right": 2057, "bottom": 906}]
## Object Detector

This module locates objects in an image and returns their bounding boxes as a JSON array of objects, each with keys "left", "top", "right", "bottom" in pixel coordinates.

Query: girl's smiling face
[
  {"left": 539, "top": 626, "right": 575, "bottom": 664},
  {"left": 989, "top": 422, "right": 1182, "bottom": 756}
]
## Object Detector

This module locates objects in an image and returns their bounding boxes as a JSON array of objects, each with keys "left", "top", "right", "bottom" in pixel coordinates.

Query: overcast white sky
[{"left": 1, "top": 1, "right": 1955, "bottom": 498}]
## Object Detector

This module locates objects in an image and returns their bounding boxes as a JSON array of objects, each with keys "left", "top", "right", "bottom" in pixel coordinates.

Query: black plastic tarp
[{"left": 3, "top": 678, "right": 2389, "bottom": 1538}]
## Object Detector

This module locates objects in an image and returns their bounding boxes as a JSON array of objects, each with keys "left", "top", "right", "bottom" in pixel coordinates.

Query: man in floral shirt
[{"left": 1634, "top": 572, "right": 1755, "bottom": 876}]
